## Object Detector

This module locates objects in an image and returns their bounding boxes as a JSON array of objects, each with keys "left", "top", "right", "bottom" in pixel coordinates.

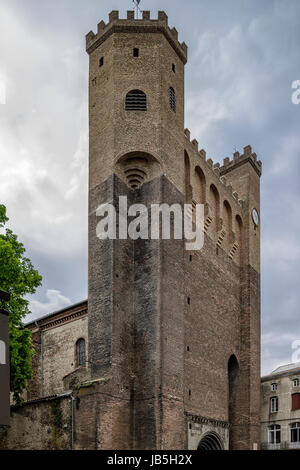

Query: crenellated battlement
[
  {"left": 86, "top": 10, "right": 188, "bottom": 63},
  {"left": 220, "top": 145, "right": 262, "bottom": 177},
  {"left": 184, "top": 128, "right": 262, "bottom": 208}
]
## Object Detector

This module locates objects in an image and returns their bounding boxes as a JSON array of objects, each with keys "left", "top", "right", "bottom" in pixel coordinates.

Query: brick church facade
[{"left": 0, "top": 10, "right": 262, "bottom": 450}]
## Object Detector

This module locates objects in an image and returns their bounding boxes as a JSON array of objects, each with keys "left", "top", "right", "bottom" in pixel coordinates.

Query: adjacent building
[
  {"left": 261, "top": 363, "right": 300, "bottom": 450},
  {"left": 0, "top": 10, "right": 262, "bottom": 450}
]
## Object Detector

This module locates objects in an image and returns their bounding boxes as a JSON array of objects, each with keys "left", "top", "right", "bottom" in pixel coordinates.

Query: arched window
[
  {"left": 223, "top": 200, "right": 232, "bottom": 238},
  {"left": 209, "top": 184, "right": 220, "bottom": 231},
  {"left": 76, "top": 338, "right": 86, "bottom": 367},
  {"left": 125, "top": 90, "right": 147, "bottom": 111},
  {"left": 236, "top": 215, "right": 243, "bottom": 238},
  {"left": 195, "top": 166, "right": 206, "bottom": 204},
  {"left": 235, "top": 215, "right": 243, "bottom": 263},
  {"left": 169, "top": 87, "right": 176, "bottom": 112}
]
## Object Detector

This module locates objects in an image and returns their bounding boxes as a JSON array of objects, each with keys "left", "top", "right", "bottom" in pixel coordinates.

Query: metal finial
[{"left": 133, "top": 0, "right": 142, "bottom": 19}]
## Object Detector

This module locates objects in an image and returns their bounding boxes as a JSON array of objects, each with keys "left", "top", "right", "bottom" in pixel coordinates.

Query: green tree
[{"left": 0, "top": 204, "right": 42, "bottom": 404}]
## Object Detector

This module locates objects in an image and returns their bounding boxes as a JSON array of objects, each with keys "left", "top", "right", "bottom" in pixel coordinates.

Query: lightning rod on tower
[{"left": 133, "top": 0, "right": 142, "bottom": 19}]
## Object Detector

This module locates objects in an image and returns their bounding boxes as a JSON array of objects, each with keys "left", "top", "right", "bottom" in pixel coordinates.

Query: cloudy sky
[{"left": 0, "top": 0, "right": 299, "bottom": 375}]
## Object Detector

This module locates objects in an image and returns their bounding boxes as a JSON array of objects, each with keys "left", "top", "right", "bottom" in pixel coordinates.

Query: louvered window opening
[
  {"left": 125, "top": 90, "right": 147, "bottom": 111},
  {"left": 169, "top": 87, "right": 176, "bottom": 112}
]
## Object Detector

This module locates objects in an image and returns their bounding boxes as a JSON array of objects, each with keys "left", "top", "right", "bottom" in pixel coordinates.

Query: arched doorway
[{"left": 197, "top": 432, "right": 224, "bottom": 450}]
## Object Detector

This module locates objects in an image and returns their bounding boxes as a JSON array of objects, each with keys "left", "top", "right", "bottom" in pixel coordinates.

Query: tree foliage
[{"left": 0, "top": 204, "right": 42, "bottom": 404}]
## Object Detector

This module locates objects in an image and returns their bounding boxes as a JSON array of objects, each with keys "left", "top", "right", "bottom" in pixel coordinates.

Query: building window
[
  {"left": 271, "top": 383, "right": 278, "bottom": 391},
  {"left": 172, "top": 63, "right": 176, "bottom": 73},
  {"left": 99, "top": 57, "right": 104, "bottom": 67},
  {"left": 125, "top": 90, "right": 147, "bottom": 111},
  {"left": 133, "top": 48, "right": 139, "bottom": 57},
  {"left": 293, "top": 378, "right": 299, "bottom": 387},
  {"left": 169, "top": 87, "right": 176, "bottom": 112},
  {"left": 270, "top": 396, "right": 278, "bottom": 413},
  {"left": 268, "top": 425, "right": 281, "bottom": 444},
  {"left": 0, "top": 340, "right": 6, "bottom": 365},
  {"left": 76, "top": 338, "right": 86, "bottom": 367},
  {"left": 290, "top": 423, "right": 300, "bottom": 444},
  {"left": 292, "top": 393, "right": 300, "bottom": 411}
]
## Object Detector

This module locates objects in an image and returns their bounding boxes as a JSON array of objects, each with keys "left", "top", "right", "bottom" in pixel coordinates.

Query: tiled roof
[{"left": 24, "top": 299, "right": 88, "bottom": 327}]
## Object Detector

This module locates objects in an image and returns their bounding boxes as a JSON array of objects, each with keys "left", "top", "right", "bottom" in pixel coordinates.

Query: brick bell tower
[{"left": 77, "top": 10, "right": 262, "bottom": 451}]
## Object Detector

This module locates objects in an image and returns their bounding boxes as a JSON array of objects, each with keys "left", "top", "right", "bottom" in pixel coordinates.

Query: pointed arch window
[
  {"left": 76, "top": 338, "right": 86, "bottom": 367},
  {"left": 125, "top": 90, "right": 147, "bottom": 111},
  {"left": 169, "top": 87, "right": 176, "bottom": 112}
]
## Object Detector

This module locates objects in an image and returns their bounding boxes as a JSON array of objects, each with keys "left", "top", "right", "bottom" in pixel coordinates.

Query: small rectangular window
[
  {"left": 271, "top": 383, "right": 277, "bottom": 391},
  {"left": 169, "top": 87, "right": 176, "bottom": 112},
  {"left": 133, "top": 48, "right": 139, "bottom": 57},
  {"left": 99, "top": 57, "right": 104, "bottom": 67},
  {"left": 270, "top": 396, "right": 278, "bottom": 413},
  {"left": 172, "top": 63, "right": 176, "bottom": 73},
  {"left": 293, "top": 378, "right": 300, "bottom": 387}
]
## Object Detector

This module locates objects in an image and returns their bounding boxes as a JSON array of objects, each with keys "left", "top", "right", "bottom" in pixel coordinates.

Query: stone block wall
[{"left": 0, "top": 396, "right": 72, "bottom": 450}]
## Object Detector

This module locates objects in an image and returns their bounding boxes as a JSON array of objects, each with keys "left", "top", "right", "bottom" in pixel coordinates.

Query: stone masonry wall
[{"left": 0, "top": 396, "right": 72, "bottom": 450}]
